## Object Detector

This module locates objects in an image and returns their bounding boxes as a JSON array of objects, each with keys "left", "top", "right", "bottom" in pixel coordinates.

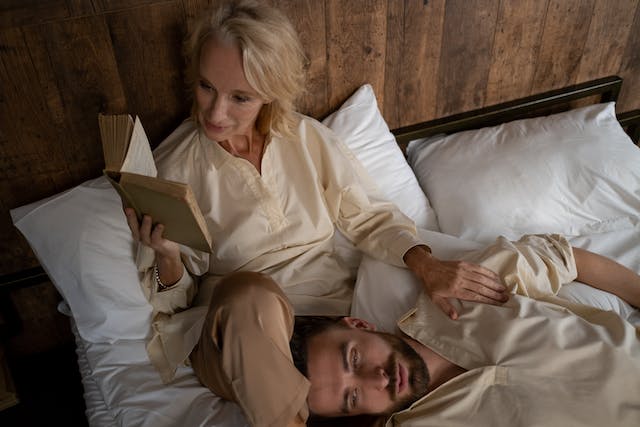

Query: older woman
[{"left": 124, "top": 1, "right": 506, "bottom": 426}]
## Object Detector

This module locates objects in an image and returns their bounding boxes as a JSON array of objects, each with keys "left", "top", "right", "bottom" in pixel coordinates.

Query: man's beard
[{"left": 374, "top": 330, "right": 430, "bottom": 414}]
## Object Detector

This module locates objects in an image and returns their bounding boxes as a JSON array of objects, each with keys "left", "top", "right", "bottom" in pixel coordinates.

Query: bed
[{"left": 5, "top": 75, "right": 640, "bottom": 426}]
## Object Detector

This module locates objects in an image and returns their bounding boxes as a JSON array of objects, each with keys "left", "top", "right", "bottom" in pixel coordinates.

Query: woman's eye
[
  {"left": 233, "top": 94, "right": 250, "bottom": 103},
  {"left": 351, "top": 389, "right": 358, "bottom": 408},
  {"left": 352, "top": 350, "right": 359, "bottom": 369}
]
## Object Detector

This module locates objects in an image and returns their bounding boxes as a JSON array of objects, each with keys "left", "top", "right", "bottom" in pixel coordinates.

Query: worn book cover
[{"left": 98, "top": 114, "right": 212, "bottom": 253}]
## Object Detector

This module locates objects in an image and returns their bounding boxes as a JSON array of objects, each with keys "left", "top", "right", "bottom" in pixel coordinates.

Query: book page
[
  {"left": 120, "top": 116, "right": 158, "bottom": 177},
  {"left": 99, "top": 114, "right": 134, "bottom": 171}
]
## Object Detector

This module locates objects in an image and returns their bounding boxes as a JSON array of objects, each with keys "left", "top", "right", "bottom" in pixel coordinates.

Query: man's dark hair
[{"left": 289, "top": 316, "right": 343, "bottom": 376}]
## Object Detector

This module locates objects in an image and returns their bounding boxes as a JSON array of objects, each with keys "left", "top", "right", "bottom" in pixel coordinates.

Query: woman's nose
[
  {"left": 208, "top": 95, "right": 227, "bottom": 122},
  {"left": 362, "top": 366, "right": 389, "bottom": 391}
]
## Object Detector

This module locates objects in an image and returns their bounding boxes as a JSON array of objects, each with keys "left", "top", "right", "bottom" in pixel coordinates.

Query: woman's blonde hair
[{"left": 184, "top": 0, "right": 307, "bottom": 137}]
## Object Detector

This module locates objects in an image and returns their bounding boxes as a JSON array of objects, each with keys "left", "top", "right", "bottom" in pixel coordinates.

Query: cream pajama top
[
  {"left": 138, "top": 114, "right": 424, "bottom": 382},
  {"left": 389, "top": 234, "right": 640, "bottom": 426}
]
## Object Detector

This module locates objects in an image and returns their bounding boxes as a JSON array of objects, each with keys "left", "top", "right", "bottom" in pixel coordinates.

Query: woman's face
[{"left": 195, "top": 36, "right": 266, "bottom": 142}]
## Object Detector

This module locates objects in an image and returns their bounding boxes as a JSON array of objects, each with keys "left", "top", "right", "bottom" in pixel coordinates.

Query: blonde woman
[{"left": 124, "top": 1, "right": 505, "bottom": 426}]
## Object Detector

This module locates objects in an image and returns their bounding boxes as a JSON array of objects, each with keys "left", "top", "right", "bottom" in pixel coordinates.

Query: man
[
  {"left": 194, "top": 234, "right": 639, "bottom": 426},
  {"left": 291, "top": 235, "right": 640, "bottom": 426}
]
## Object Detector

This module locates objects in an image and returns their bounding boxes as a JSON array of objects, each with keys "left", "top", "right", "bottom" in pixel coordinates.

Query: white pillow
[
  {"left": 407, "top": 103, "right": 640, "bottom": 243},
  {"left": 323, "top": 84, "right": 438, "bottom": 231},
  {"left": 11, "top": 177, "right": 152, "bottom": 343}
]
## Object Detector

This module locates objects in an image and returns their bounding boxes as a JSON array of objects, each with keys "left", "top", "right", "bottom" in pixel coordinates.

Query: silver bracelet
[{"left": 154, "top": 265, "right": 172, "bottom": 292}]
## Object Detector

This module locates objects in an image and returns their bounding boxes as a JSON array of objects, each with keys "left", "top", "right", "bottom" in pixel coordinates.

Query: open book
[{"left": 98, "top": 114, "right": 213, "bottom": 253}]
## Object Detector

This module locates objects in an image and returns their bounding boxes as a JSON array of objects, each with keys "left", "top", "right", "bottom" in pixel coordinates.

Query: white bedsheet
[{"left": 70, "top": 315, "right": 248, "bottom": 427}]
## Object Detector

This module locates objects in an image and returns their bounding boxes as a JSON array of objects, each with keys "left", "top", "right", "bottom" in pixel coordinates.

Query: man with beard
[{"left": 290, "top": 234, "right": 640, "bottom": 426}]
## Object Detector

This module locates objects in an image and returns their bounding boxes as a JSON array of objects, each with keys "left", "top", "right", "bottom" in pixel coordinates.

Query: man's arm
[{"left": 573, "top": 247, "right": 640, "bottom": 308}]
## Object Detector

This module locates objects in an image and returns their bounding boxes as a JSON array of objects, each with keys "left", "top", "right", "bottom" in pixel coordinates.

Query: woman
[{"left": 124, "top": 1, "right": 506, "bottom": 426}]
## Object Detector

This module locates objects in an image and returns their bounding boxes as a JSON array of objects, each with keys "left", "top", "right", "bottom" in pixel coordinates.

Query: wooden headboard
[{"left": 393, "top": 75, "right": 640, "bottom": 148}]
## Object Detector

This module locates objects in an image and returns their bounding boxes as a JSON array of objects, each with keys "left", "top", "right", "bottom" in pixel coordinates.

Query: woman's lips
[{"left": 204, "top": 120, "right": 227, "bottom": 133}]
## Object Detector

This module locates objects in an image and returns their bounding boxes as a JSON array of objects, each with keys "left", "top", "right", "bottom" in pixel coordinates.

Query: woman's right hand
[
  {"left": 124, "top": 208, "right": 184, "bottom": 286},
  {"left": 124, "top": 208, "right": 181, "bottom": 259}
]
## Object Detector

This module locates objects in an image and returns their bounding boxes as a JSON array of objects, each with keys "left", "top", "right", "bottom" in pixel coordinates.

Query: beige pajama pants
[{"left": 189, "top": 272, "right": 309, "bottom": 427}]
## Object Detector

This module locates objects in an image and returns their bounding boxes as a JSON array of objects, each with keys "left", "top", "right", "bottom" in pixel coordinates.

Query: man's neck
[{"left": 403, "top": 336, "right": 467, "bottom": 392}]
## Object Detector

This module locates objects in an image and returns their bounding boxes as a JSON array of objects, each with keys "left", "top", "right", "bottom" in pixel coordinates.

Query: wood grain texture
[
  {"left": 436, "top": 0, "right": 500, "bottom": 116},
  {"left": 105, "top": 1, "right": 188, "bottom": 146},
  {"left": 618, "top": 1, "right": 640, "bottom": 110},
  {"left": 325, "top": 0, "right": 388, "bottom": 113},
  {"left": 485, "top": 0, "right": 549, "bottom": 104},
  {"left": 384, "top": 0, "right": 446, "bottom": 129},
  {"left": 0, "top": 0, "right": 75, "bottom": 29},
  {"left": 271, "top": 0, "right": 329, "bottom": 119},
  {"left": 576, "top": 0, "right": 638, "bottom": 84},
  {"left": 531, "top": 0, "right": 595, "bottom": 93}
]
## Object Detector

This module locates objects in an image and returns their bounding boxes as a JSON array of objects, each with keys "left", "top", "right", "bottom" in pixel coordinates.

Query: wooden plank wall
[{"left": 2, "top": 0, "right": 640, "bottom": 276}]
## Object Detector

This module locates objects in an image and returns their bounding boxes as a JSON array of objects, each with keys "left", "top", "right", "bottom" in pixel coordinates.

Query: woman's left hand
[{"left": 403, "top": 245, "right": 509, "bottom": 319}]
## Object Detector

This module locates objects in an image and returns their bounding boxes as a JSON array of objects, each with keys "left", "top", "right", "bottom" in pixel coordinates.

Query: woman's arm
[
  {"left": 573, "top": 247, "right": 640, "bottom": 308},
  {"left": 403, "top": 245, "right": 509, "bottom": 319}
]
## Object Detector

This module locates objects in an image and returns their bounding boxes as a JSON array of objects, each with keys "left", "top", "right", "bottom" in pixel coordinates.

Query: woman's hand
[
  {"left": 124, "top": 208, "right": 183, "bottom": 285},
  {"left": 403, "top": 245, "right": 509, "bottom": 319}
]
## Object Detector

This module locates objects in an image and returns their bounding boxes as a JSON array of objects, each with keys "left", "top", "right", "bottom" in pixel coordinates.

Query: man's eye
[
  {"left": 351, "top": 389, "right": 358, "bottom": 409},
  {"left": 198, "top": 81, "right": 213, "bottom": 91},
  {"left": 352, "top": 349, "right": 360, "bottom": 369}
]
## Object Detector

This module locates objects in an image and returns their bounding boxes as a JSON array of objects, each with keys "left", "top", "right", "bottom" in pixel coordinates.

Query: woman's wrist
[
  {"left": 155, "top": 253, "right": 183, "bottom": 290},
  {"left": 403, "top": 244, "right": 433, "bottom": 273}
]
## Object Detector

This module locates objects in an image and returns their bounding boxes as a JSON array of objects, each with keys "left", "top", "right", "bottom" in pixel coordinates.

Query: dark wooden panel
[
  {"left": 0, "top": 26, "right": 75, "bottom": 275},
  {"left": 0, "top": 0, "right": 73, "bottom": 29},
  {"left": 383, "top": 0, "right": 445, "bottom": 129},
  {"left": 576, "top": 0, "right": 637, "bottom": 84},
  {"left": 436, "top": 0, "right": 499, "bottom": 116},
  {"left": 485, "top": 0, "right": 548, "bottom": 105},
  {"left": 271, "top": 0, "right": 329, "bottom": 119},
  {"left": 325, "top": 0, "right": 388, "bottom": 113},
  {"left": 531, "top": 0, "right": 595, "bottom": 93},
  {"left": 0, "top": 28, "right": 72, "bottom": 201},
  {"left": 93, "top": 0, "right": 160, "bottom": 13},
  {"left": 21, "top": 17, "right": 128, "bottom": 182},
  {"left": 106, "top": 1, "right": 188, "bottom": 146},
  {"left": 617, "top": 1, "right": 640, "bottom": 112}
]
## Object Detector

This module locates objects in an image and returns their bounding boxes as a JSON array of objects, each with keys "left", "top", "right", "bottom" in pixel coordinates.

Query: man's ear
[{"left": 341, "top": 317, "right": 377, "bottom": 331}]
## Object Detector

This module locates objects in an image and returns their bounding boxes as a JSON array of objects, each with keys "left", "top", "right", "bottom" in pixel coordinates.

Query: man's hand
[{"left": 403, "top": 245, "right": 508, "bottom": 319}]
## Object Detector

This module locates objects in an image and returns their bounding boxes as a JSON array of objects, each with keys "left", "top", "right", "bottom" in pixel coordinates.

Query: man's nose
[{"left": 361, "top": 366, "right": 389, "bottom": 391}]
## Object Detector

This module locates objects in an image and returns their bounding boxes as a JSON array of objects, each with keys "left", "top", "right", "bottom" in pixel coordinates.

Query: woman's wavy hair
[{"left": 184, "top": 0, "right": 307, "bottom": 137}]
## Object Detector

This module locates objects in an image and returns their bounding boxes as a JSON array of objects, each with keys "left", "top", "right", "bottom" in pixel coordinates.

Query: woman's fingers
[
  {"left": 432, "top": 295, "right": 459, "bottom": 320},
  {"left": 124, "top": 208, "right": 140, "bottom": 241},
  {"left": 139, "top": 214, "right": 154, "bottom": 246}
]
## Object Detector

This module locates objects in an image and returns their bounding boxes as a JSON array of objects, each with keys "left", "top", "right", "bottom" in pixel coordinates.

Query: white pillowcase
[
  {"left": 407, "top": 103, "right": 640, "bottom": 244},
  {"left": 11, "top": 177, "right": 152, "bottom": 343},
  {"left": 11, "top": 84, "right": 432, "bottom": 343},
  {"left": 323, "top": 84, "right": 438, "bottom": 231}
]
